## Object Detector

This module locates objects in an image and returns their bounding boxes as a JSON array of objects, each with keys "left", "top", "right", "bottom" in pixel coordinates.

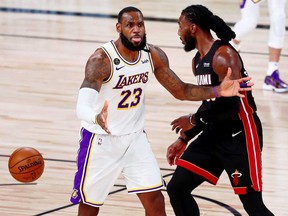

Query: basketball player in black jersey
[{"left": 166, "top": 5, "right": 274, "bottom": 216}]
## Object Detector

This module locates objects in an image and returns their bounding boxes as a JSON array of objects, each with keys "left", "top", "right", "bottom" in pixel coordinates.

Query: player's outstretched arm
[{"left": 151, "top": 46, "right": 252, "bottom": 101}]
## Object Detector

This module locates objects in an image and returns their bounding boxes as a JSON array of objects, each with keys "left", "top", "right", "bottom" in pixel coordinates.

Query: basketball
[{"left": 8, "top": 147, "right": 45, "bottom": 183}]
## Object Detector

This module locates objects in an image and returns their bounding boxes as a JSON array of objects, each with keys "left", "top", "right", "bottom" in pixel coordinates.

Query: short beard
[
  {"left": 120, "top": 33, "right": 147, "bottom": 51},
  {"left": 184, "top": 37, "right": 196, "bottom": 52}
]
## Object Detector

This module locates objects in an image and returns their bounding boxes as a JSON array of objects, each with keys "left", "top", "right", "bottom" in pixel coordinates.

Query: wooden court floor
[{"left": 0, "top": 0, "right": 287, "bottom": 215}]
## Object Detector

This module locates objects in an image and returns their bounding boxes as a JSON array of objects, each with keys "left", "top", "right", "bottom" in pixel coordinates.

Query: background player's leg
[
  {"left": 232, "top": 0, "right": 260, "bottom": 50},
  {"left": 263, "top": 0, "right": 288, "bottom": 92}
]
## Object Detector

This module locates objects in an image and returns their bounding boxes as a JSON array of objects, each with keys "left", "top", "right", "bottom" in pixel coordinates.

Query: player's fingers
[
  {"left": 240, "top": 87, "right": 252, "bottom": 92},
  {"left": 174, "top": 155, "right": 180, "bottom": 165},
  {"left": 167, "top": 154, "right": 173, "bottom": 165},
  {"left": 103, "top": 121, "right": 111, "bottom": 134},
  {"left": 175, "top": 128, "right": 180, "bottom": 134},
  {"left": 223, "top": 67, "right": 232, "bottom": 81},
  {"left": 166, "top": 147, "right": 171, "bottom": 157},
  {"left": 239, "top": 81, "right": 253, "bottom": 92},
  {"left": 103, "top": 100, "right": 109, "bottom": 111},
  {"left": 240, "top": 82, "right": 254, "bottom": 89},
  {"left": 247, "top": 82, "right": 254, "bottom": 86},
  {"left": 103, "top": 127, "right": 111, "bottom": 134},
  {"left": 168, "top": 157, "right": 173, "bottom": 166},
  {"left": 171, "top": 118, "right": 180, "bottom": 125},
  {"left": 241, "top": 76, "right": 252, "bottom": 82},
  {"left": 171, "top": 123, "right": 179, "bottom": 131}
]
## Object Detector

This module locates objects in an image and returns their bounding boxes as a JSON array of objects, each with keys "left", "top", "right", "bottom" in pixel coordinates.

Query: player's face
[
  {"left": 178, "top": 15, "right": 196, "bottom": 52},
  {"left": 118, "top": 11, "right": 147, "bottom": 51}
]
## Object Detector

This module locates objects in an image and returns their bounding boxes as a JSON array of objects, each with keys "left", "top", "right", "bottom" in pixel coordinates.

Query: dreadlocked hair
[{"left": 181, "top": 5, "right": 235, "bottom": 41}]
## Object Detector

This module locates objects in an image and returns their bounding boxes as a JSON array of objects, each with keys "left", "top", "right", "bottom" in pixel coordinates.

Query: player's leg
[
  {"left": 137, "top": 191, "right": 166, "bottom": 216},
  {"left": 231, "top": 0, "right": 260, "bottom": 50},
  {"left": 263, "top": 0, "right": 288, "bottom": 92},
  {"left": 167, "top": 166, "right": 205, "bottom": 216},
  {"left": 70, "top": 129, "right": 124, "bottom": 215},
  {"left": 123, "top": 130, "right": 166, "bottom": 215},
  {"left": 78, "top": 201, "right": 99, "bottom": 216},
  {"left": 167, "top": 132, "right": 222, "bottom": 216},
  {"left": 238, "top": 188, "right": 274, "bottom": 216}
]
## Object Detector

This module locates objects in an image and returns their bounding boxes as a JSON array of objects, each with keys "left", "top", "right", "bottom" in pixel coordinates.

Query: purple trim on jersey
[
  {"left": 240, "top": 0, "right": 247, "bottom": 9},
  {"left": 70, "top": 128, "right": 94, "bottom": 204}
]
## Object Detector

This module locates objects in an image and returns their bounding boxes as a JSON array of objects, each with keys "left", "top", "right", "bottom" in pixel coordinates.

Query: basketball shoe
[{"left": 263, "top": 70, "right": 288, "bottom": 93}]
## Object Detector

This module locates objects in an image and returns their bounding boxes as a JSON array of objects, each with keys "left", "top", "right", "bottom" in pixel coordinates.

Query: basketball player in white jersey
[
  {"left": 70, "top": 6, "right": 253, "bottom": 216},
  {"left": 232, "top": 0, "right": 288, "bottom": 93}
]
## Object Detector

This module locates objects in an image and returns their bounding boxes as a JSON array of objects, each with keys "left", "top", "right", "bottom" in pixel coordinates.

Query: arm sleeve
[{"left": 76, "top": 87, "right": 98, "bottom": 124}]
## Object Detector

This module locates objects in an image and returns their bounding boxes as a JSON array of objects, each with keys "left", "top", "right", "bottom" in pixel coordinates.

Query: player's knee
[
  {"left": 242, "top": 18, "right": 258, "bottom": 32},
  {"left": 167, "top": 179, "right": 186, "bottom": 199},
  {"left": 78, "top": 201, "right": 99, "bottom": 216},
  {"left": 166, "top": 179, "right": 176, "bottom": 198},
  {"left": 146, "top": 192, "right": 165, "bottom": 215},
  {"left": 155, "top": 193, "right": 165, "bottom": 207}
]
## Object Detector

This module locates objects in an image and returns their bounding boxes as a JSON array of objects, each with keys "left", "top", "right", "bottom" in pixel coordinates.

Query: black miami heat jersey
[
  {"left": 193, "top": 40, "right": 257, "bottom": 123},
  {"left": 179, "top": 40, "right": 263, "bottom": 194}
]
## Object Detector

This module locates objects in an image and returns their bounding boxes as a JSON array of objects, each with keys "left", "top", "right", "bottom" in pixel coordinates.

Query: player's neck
[
  {"left": 196, "top": 35, "right": 215, "bottom": 58},
  {"left": 114, "top": 39, "right": 139, "bottom": 62}
]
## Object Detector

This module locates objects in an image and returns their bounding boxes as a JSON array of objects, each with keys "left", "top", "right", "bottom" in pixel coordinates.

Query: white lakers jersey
[{"left": 81, "top": 40, "right": 154, "bottom": 135}]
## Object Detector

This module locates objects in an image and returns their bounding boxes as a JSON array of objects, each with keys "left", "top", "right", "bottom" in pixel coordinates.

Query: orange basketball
[{"left": 8, "top": 147, "right": 45, "bottom": 183}]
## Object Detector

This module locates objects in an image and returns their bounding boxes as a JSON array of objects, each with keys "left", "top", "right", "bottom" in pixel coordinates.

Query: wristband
[
  {"left": 178, "top": 137, "right": 188, "bottom": 144},
  {"left": 240, "top": 83, "right": 248, "bottom": 88},
  {"left": 189, "top": 113, "right": 197, "bottom": 126},
  {"left": 213, "top": 86, "right": 219, "bottom": 98}
]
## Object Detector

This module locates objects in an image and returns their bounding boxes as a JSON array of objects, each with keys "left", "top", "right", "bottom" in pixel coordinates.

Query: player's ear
[
  {"left": 190, "top": 24, "right": 197, "bottom": 34},
  {"left": 116, "top": 23, "right": 121, "bottom": 33}
]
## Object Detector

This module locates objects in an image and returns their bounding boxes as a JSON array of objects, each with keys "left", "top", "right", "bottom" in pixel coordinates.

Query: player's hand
[
  {"left": 166, "top": 139, "right": 187, "bottom": 166},
  {"left": 96, "top": 100, "right": 111, "bottom": 134},
  {"left": 218, "top": 67, "right": 254, "bottom": 98},
  {"left": 171, "top": 115, "right": 194, "bottom": 135}
]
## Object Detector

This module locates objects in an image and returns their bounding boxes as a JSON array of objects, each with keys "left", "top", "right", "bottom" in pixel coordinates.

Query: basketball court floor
[{"left": 0, "top": 0, "right": 287, "bottom": 215}]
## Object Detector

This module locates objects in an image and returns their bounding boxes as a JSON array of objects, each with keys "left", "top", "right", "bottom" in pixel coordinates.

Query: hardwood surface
[{"left": 0, "top": 0, "right": 287, "bottom": 215}]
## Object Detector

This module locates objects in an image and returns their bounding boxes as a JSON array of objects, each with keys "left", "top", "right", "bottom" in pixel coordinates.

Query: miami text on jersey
[{"left": 196, "top": 74, "right": 212, "bottom": 85}]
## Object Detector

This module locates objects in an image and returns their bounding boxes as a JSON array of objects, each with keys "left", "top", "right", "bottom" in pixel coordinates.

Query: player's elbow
[
  {"left": 174, "top": 94, "right": 186, "bottom": 100},
  {"left": 171, "top": 88, "right": 187, "bottom": 100}
]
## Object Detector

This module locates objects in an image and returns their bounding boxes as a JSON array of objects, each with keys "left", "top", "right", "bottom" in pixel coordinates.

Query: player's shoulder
[
  {"left": 88, "top": 48, "right": 109, "bottom": 63},
  {"left": 147, "top": 43, "right": 163, "bottom": 53},
  {"left": 214, "top": 43, "right": 239, "bottom": 61},
  {"left": 147, "top": 43, "right": 168, "bottom": 63}
]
